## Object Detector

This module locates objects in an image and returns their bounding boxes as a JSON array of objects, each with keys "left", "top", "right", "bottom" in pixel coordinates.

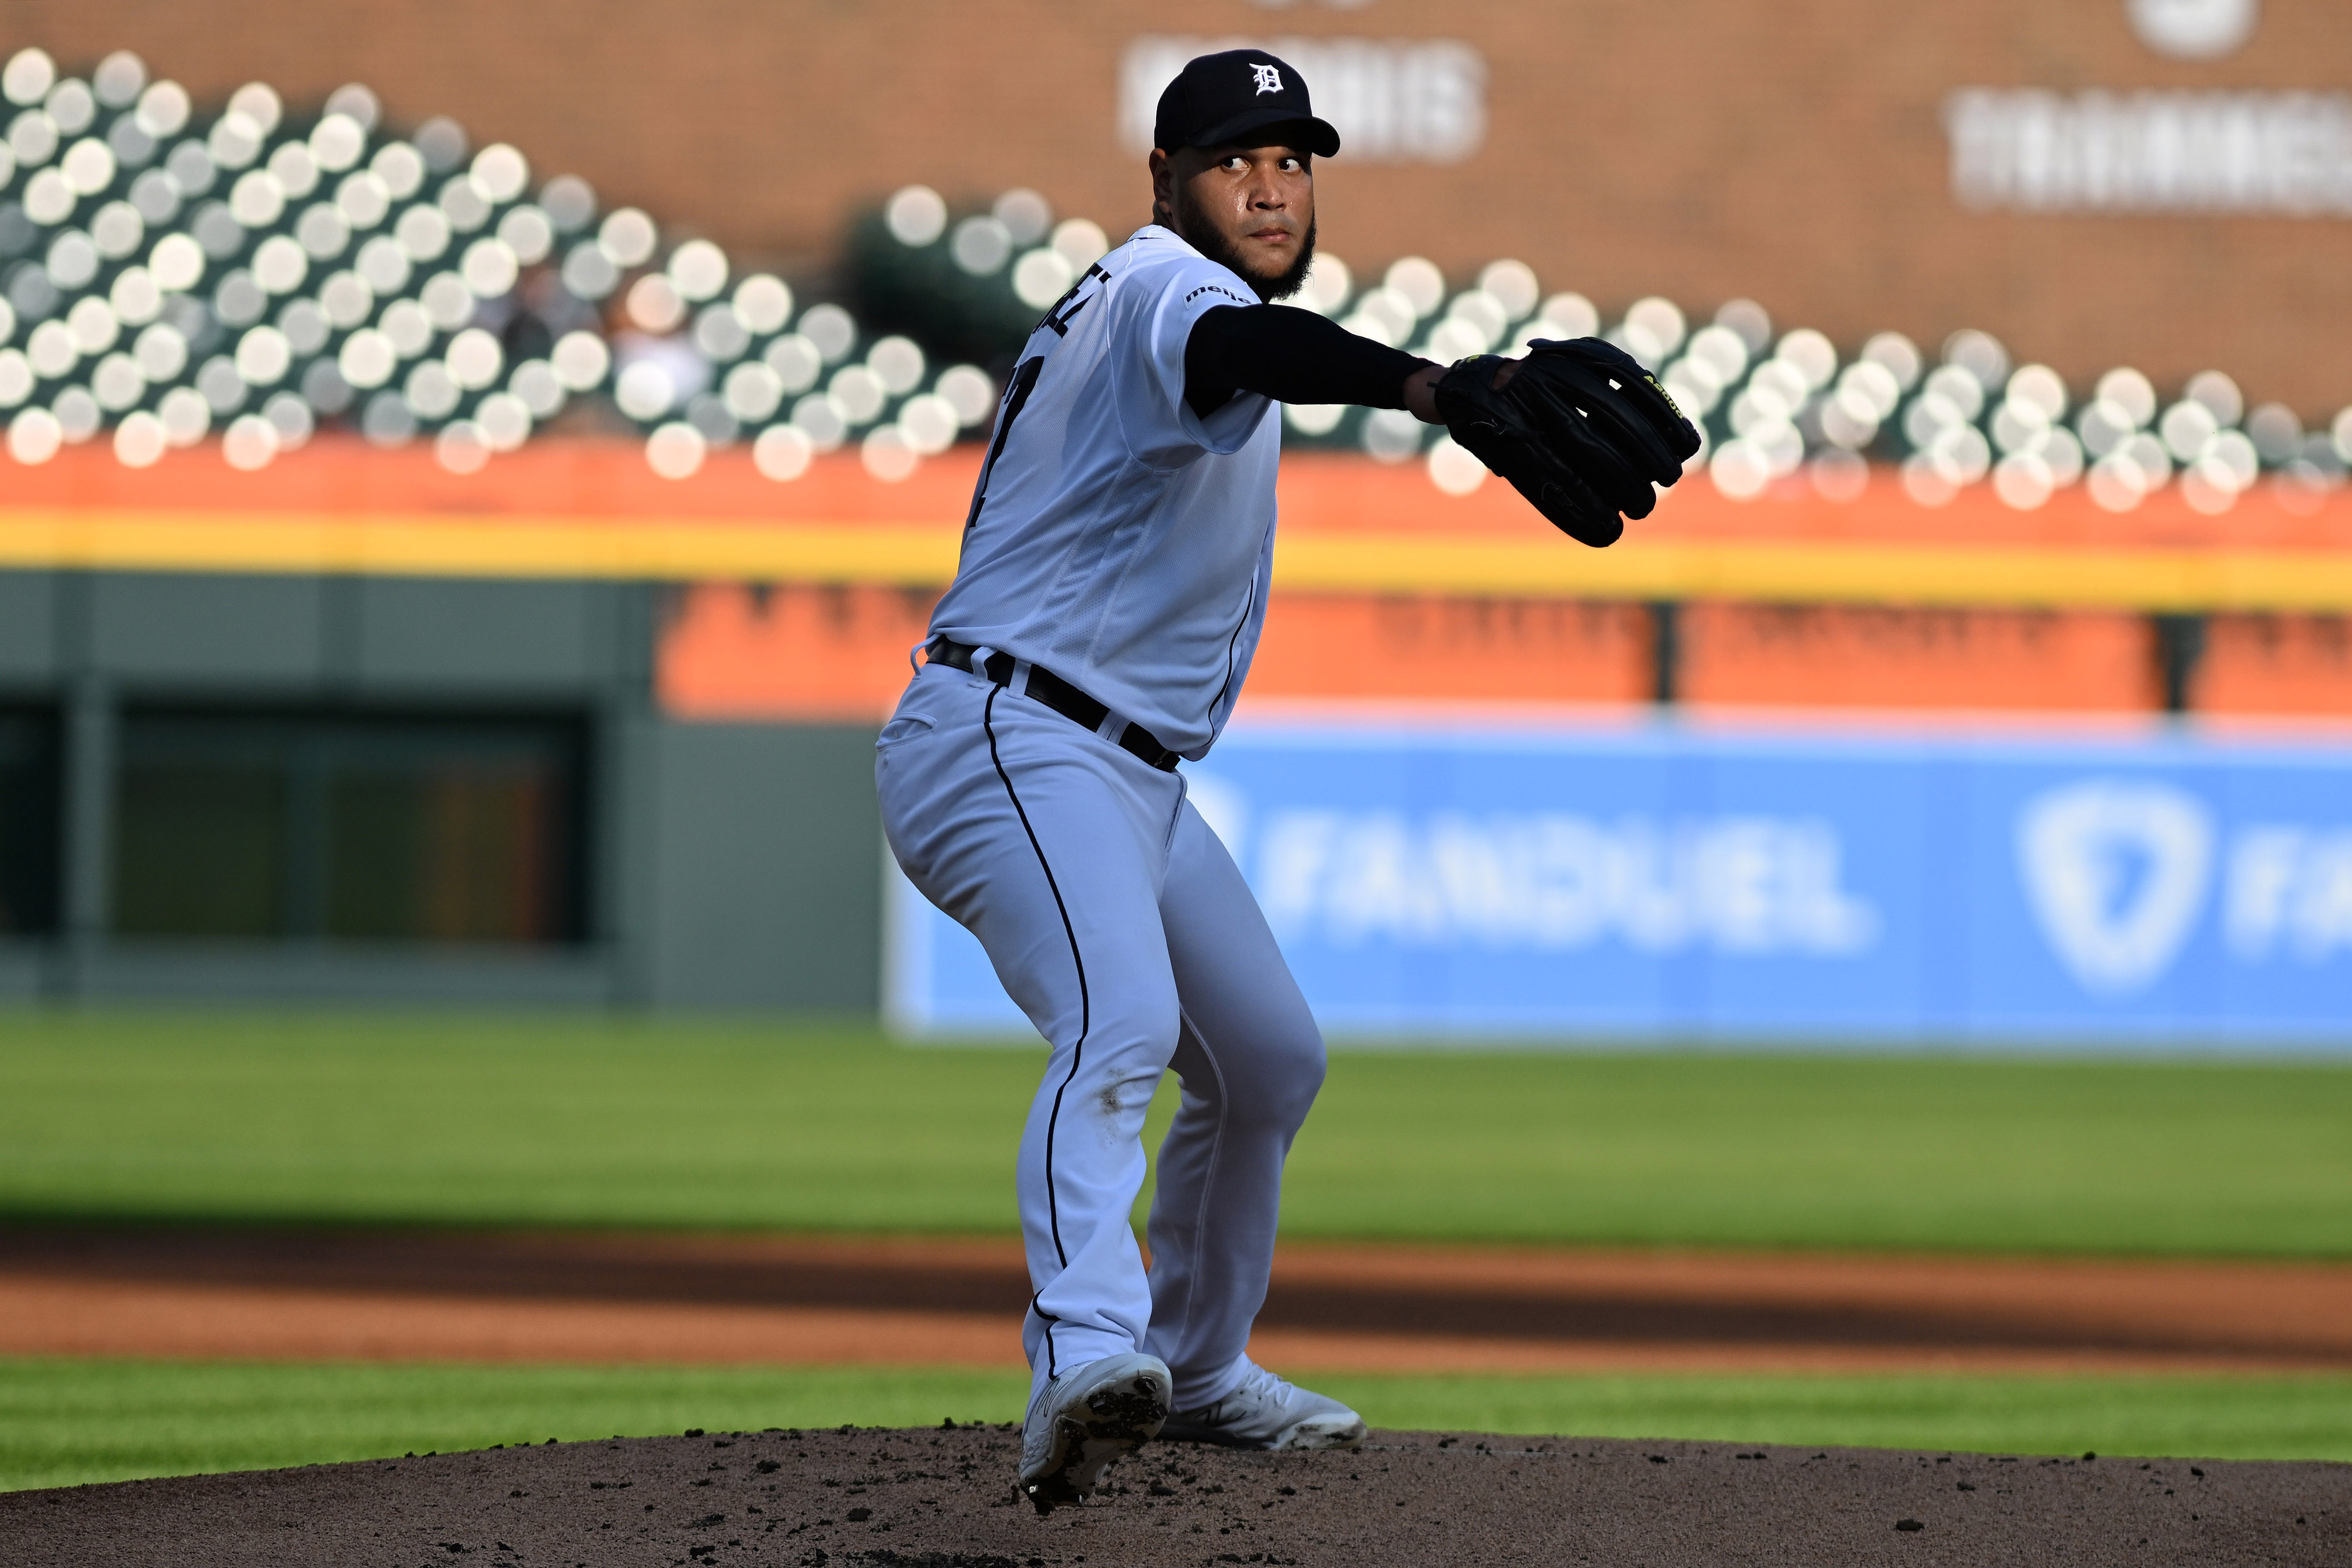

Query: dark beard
[{"left": 1169, "top": 184, "right": 1317, "bottom": 303}]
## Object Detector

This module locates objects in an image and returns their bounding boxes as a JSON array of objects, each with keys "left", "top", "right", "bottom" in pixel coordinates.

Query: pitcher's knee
[{"left": 1231, "top": 1020, "right": 1327, "bottom": 1132}]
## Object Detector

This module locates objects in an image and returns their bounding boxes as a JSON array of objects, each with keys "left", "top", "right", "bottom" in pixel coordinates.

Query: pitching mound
[{"left": 4, "top": 1424, "right": 2344, "bottom": 1567}]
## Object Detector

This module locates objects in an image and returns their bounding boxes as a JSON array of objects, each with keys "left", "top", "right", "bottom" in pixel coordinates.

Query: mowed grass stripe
[
  {"left": 3, "top": 1359, "right": 2347, "bottom": 1494},
  {"left": 0, "top": 1014, "right": 2345, "bottom": 1255}
]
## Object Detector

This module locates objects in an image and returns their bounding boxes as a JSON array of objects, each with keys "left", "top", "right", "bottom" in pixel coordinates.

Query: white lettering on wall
[
  {"left": 1253, "top": 809, "right": 1878, "bottom": 956},
  {"left": 2225, "top": 825, "right": 2352, "bottom": 962},
  {"left": 1123, "top": 36, "right": 1488, "bottom": 163},
  {"left": 1945, "top": 88, "right": 2352, "bottom": 215}
]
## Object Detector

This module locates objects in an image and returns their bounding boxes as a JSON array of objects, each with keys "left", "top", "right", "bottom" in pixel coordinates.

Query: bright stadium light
[
  {"left": 336, "top": 170, "right": 392, "bottom": 230},
  {"left": 598, "top": 207, "right": 657, "bottom": 269},
  {"left": 263, "top": 388, "right": 314, "bottom": 450},
  {"left": 861, "top": 424, "right": 918, "bottom": 482},
  {"left": 1051, "top": 218, "right": 1108, "bottom": 271},
  {"left": 208, "top": 112, "right": 264, "bottom": 173},
  {"left": 435, "top": 419, "right": 489, "bottom": 474},
  {"left": 470, "top": 143, "right": 529, "bottom": 204},
  {"left": 131, "top": 317, "right": 185, "bottom": 380},
  {"left": 277, "top": 298, "right": 328, "bottom": 357},
  {"left": 668, "top": 238, "right": 728, "bottom": 302},
  {"left": 1538, "top": 291, "right": 1599, "bottom": 339},
  {"left": 933, "top": 364, "right": 995, "bottom": 427},
  {"left": 614, "top": 359, "right": 676, "bottom": 420},
  {"left": 113, "top": 408, "right": 166, "bottom": 467},
  {"left": 763, "top": 333, "right": 822, "bottom": 394},
  {"left": 251, "top": 234, "right": 308, "bottom": 295},
  {"left": 733, "top": 274, "right": 792, "bottom": 336},
  {"left": 867, "top": 335, "right": 925, "bottom": 396},
  {"left": 371, "top": 142, "right": 425, "bottom": 200},
  {"left": 1383, "top": 257, "right": 1445, "bottom": 320},
  {"left": 379, "top": 299, "right": 434, "bottom": 359},
  {"left": 693, "top": 303, "right": 749, "bottom": 361},
  {"left": 560, "top": 241, "right": 618, "bottom": 300},
  {"left": 475, "top": 390, "right": 531, "bottom": 451},
  {"left": 1293, "top": 254, "right": 1351, "bottom": 316},
  {"left": 885, "top": 185, "right": 947, "bottom": 247},
  {"left": 994, "top": 188, "right": 1052, "bottom": 245},
  {"left": 8, "top": 405, "right": 63, "bottom": 464},
  {"left": 268, "top": 142, "right": 320, "bottom": 201},
  {"left": 396, "top": 204, "right": 453, "bottom": 263},
  {"left": 507, "top": 358, "right": 565, "bottom": 418},
  {"left": 45, "top": 78, "right": 95, "bottom": 136},
  {"left": 90, "top": 200, "right": 144, "bottom": 259},
  {"left": 297, "top": 203, "right": 351, "bottom": 261},
  {"left": 722, "top": 360, "right": 784, "bottom": 423},
  {"left": 626, "top": 273, "right": 684, "bottom": 334},
  {"left": 421, "top": 270, "right": 476, "bottom": 331},
  {"left": 496, "top": 204, "right": 552, "bottom": 265},
  {"left": 1477, "top": 259, "right": 1538, "bottom": 320},
  {"left": 61, "top": 136, "right": 117, "bottom": 195},
  {"left": 44, "top": 229, "right": 98, "bottom": 290},
  {"left": 797, "top": 304, "right": 856, "bottom": 365},
  {"left": 4, "top": 49, "right": 56, "bottom": 108},
  {"left": 550, "top": 330, "right": 610, "bottom": 390},
  {"left": 2184, "top": 370, "right": 2243, "bottom": 427},
  {"left": 461, "top": 236, "right": 519, "bottom": 298},
  {"left": 1012, "top": 249, "right": 1074, "bottom": 311},
  {"left": 895, "top": 392, "right": 959, "bottom": 456},
  {"left": 1861, "top": 331, "right": 1923, "bottom": 391},
  {"left": 149, "top": 231, "right": 204, "bottom": 292},
  {"left": 445, "top": 325, "right": 502, "bottom": 390},
  {"left": 438, "top": 175, "right": 491, "bottom": 235},
  {"left": 402, "top": 358, "right": 459, "bottom": 419},
  {"left": 309, "top": 114, "right": 367, "bottom": 174},
  {"left": 644, "top": 420, "right": 704, "bottom": 479},
  {"left": 355, "top": 234, "right": 412, "bottom": 295},
  {"left": 135, "top": 80, "right": 190, "bottom": 138},
  {"left": 949, "top": 216, "right": 1011, "bottom": 277},
  {"left": 337, "top": 326, "right": 396, "bottom": 388},
  {"left": 413, "top": 116, "right": 468, "bottom": 174},
  {"left": 790, "top": 392, "right": 846, "bottom": 452},
  {"left": 23, "top": 168, "right": 75, "bottom": 225},
  {"left": 324, "top": 83, "right": 380, "bottom": 132},
  {"left": 110, "top": 265, "right": 161, "bottom": 325},
  {"left": 539, "top": 175, "right": 595, "bottom": 233},
  {"left": 129, "top": 168, "right": 181, "bottom": 225},
  {"left": 229, "top": 169, "right": 286, "bottom": 229},
  {"left": 753, "top": 423, "right": 812, "bottom": 481}
]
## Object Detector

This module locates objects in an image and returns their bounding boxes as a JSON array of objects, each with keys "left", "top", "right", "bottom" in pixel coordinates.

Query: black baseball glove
[{"left": 1435, "top": 337, "right": 1702, "bottom": 548}]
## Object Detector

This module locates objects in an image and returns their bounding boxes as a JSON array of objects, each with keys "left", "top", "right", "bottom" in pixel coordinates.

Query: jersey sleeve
[{"left": 1118, "top": 251, "right": 1270, "bottom": 466}]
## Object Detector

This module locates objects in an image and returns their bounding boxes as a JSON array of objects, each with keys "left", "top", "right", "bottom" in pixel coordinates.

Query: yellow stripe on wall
[{"left": 3, "top": 506, "right": 2351, "bottom": 613}]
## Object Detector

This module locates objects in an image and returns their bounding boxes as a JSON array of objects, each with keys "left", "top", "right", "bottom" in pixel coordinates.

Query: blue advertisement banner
[{"left": 885, "top": 716, "right": 2352, "bottom": 1048}]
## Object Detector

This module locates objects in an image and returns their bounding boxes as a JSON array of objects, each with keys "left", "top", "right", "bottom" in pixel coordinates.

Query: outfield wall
[{"left": 890, "top": 713, "right": 2352, "bottom": 1046}]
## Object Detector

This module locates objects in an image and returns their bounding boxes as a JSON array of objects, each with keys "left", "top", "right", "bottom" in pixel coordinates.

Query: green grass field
[
  {"left": 5, "top": 1359, "right": 2346, "bottom": 1494},
  {"left": 0, "top": 1012, "right": 2347, "bottom": 1254},
  {"left": 2, "top": 1011, "right": 2347, "bottom": 1493}
]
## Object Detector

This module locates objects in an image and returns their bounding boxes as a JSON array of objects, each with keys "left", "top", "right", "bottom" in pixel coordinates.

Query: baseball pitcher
[{"left": 876, "top": 49, "right": 1697, "bottom": 1513}]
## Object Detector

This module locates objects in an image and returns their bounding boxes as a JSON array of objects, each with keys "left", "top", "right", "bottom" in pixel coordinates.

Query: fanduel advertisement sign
[{"left": 886, "top": 720, "right": 2352, "bottom": 1047}]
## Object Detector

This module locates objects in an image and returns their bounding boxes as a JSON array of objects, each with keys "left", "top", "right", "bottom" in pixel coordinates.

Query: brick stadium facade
[{"left": 4, "top": 0, "right": 2348, "bottom": 412}]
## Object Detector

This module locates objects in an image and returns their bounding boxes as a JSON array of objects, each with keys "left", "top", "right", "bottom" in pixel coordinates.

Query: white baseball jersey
[{"left": 926, "top": 224, "right": 1280, "bottom": 759}]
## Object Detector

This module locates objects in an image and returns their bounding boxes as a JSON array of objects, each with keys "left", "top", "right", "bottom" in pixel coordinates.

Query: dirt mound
[{"left": 2, "top": 1424, "right": 2343, "bottom": 1567}]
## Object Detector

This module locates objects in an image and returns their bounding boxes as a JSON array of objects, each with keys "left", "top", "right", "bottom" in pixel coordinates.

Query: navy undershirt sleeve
[{"left": 1183, "top": 304, "right": 1434, "bottom": 420}]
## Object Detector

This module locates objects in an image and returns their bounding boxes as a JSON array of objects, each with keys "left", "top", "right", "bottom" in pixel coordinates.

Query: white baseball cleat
[
  {"left": 1017, "top": 1352, "right": 1172, "bottom": 1515},
  {"left": 1157, "top": 1360, "right": 1368, "bottom": 1450}
]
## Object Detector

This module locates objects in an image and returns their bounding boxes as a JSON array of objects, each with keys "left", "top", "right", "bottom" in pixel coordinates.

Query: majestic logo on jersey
[{"left": 1250, "top": 63, "right": 1283, "bottom": 95}]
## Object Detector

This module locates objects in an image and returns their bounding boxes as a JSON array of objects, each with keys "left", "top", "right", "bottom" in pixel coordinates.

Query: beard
[{"left": 1169, "top": 183, "right": 1318, "bottom": 304}]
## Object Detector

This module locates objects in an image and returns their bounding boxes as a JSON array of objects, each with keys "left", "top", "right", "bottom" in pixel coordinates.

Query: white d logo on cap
[
  {"left": 2127, "top": 0, "right": 2259, "bottom": 59},
  {"left": 1251, "top": 63, "right": 1283, "bottom": 95}
]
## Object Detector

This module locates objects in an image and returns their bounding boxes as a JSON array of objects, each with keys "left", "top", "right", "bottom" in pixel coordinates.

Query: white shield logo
[{"left": 2017, "top": 779, "right": 2214, "bottom": 995}]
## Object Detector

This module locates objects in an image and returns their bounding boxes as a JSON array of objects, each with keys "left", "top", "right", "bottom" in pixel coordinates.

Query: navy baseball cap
[{"left": 1153, "top": 49, "right": 1341, "bottom": 158}]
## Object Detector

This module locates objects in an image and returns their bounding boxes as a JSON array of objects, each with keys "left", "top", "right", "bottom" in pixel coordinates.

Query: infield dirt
[
  {"left": 4, "top": 1423, "right": 2345, "bottom": 1567},
  {"left": 3, "top": 1228, "right": 2348, "bottom": 1374}
]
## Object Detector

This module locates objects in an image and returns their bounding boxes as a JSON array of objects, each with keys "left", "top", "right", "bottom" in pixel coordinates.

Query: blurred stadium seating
[{"left": 8, "top": 46, "right": 2350, "bottom": 521}]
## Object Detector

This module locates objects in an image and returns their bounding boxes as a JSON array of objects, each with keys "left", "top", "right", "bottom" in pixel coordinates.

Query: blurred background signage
[
  {"left": 892, "top": 720, "right": 2352, "bottom": 1043},
  {"left": 1119, "top": 35, "right": 1488, "bottom": 162}
]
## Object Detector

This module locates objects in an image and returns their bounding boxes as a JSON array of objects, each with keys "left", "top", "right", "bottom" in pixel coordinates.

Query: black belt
[{"left": 928, "top": 637, "right": 1180, "bottom": 772}]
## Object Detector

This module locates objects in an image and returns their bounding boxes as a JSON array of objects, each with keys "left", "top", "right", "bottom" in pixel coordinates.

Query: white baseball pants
[{"left": 876, "top": 660, "right": 1325, "bottom": 1409}]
